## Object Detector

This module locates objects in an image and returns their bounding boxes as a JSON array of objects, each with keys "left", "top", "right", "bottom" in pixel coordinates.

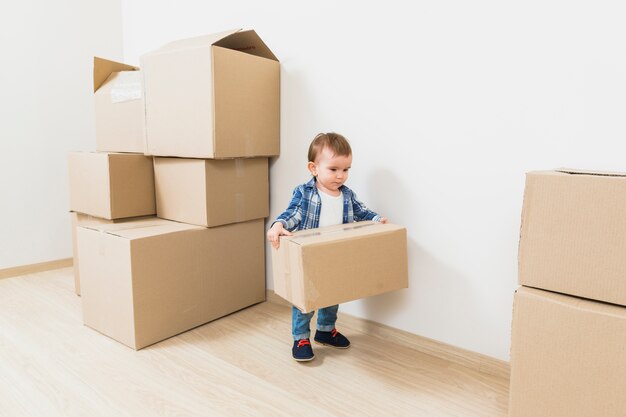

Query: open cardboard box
[
  {"left": 141, "top": 29, "right": 280, "bottom": 158},
  {"left": 93, "top": 57, "right": 146, "bottom": 153}
]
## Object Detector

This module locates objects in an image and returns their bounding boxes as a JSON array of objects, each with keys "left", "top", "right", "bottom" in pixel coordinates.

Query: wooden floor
[{"left": 0, "top": 267, "right": 509, "bottom": 417}]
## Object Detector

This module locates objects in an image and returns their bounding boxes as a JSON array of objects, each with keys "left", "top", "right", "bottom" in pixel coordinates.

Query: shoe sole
[
  {"left": 293, "top": 355, "right": 315, "bottom": 362},
  {"left": 314, "top": 340, "right": 350, "bottom": 349}
]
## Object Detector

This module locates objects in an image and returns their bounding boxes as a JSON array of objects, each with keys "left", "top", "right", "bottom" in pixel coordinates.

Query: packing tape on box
[
  {"left": 245, "top": 137, "right": 255, "bottom": 156},
  {"left": 110, "top": 74, "right": 142, "bottom": 104},
  {"left": 234, "top": 159, "right": 246, "bottom": 178},
  {"left": 81, "top": 220, "right": 166, "bottom": 239},
  {"left": 234, "top": 193, "right": 245, "bottom": 222},
  {"left": 293, "top": 221, "right": 377, "bottom": 240}
]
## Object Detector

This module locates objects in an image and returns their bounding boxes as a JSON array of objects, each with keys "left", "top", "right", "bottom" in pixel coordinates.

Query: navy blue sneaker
[
  {"left": 314, "top": 328, "right": 350, "bottom": 348},
  {"left": 292, "top": 338, "right": 315, "bottom": 361}
]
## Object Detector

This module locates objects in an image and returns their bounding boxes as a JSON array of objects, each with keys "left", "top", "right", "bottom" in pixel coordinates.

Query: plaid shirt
[{"left": 275, "top": 178, "right": 382, "bottom": 232}]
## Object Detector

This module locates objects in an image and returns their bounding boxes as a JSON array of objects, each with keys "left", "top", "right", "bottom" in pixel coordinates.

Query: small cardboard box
[
  {"left": 271, "top": 221, "right": 408, "bottom": 313},
  {"left": 509, "top": 286, "right": 626, "bottom": 417},
  {"left": 154, "top": 157, "right": 268, "bottom": 227},
  {"left": 77, "top": 217, "right": 266, "bottom": 350},
  {"left": 68, "top": 151, "right": 155, "bottom": 220},
  {"left": 93, "top": 57, "right": 146, "bottom": 153},
  {"left": 519, "top": 169, "right": 626, "bottom": 306},
  {"left": 141, "top": 29, "right": 280, "bottom": 158}
]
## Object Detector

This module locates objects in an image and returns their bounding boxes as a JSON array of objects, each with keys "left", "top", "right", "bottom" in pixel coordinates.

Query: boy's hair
[{"left": 308, "top": 132, "right": 352, "bottom": 162}]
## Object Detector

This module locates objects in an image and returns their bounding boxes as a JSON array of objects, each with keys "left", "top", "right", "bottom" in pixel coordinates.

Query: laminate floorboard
[{"left": 0, "top": 267, "right": 509, "bottom": 417}]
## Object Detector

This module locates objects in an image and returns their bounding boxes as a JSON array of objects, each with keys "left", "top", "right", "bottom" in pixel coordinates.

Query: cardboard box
[
  {"left": 141, "top": 29, "right": 280, "bottom": 158},
  {"left": 77, "top": 217, "right": 266, "bottom": 350},
  {"left": 70, "top": 212, "right": 151, "bottom": 295},
  {"left": 71, "top": 212, "right": 115, "bottom": 295},
  {"left": 271, "top": 221, "right": 408, "bottom": 312},
  {"left": 154, "top": 157, "right": 269, "bottom": 227},
  {"left": 519, "top": 169, "right": 626, "bottom": 306},
  {"left": 68, "top": 151, "right": 155, "bottom": 219},
  {"left": 509, "top": 286, "right": 626, "bottom": 417},
  {"left": 93, "top": 57, "right": 146, "bottom": 153}
]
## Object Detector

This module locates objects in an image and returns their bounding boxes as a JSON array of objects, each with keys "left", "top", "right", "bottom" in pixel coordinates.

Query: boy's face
[{"left": 308, "top": 146, "right": 352, "bottom": 196}]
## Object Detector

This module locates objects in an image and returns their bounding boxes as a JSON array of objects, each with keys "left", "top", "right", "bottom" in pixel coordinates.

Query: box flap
[
  {"left": 284, "top": 222, "right": 404, "bottom": 246},
  {"left": 214, "top": 29, "right": 278, "bottom": 61},
  {"left": 78, "top": 217, "right": 162, "bottom": 234},
  {"left": 142, "top": 29, "right": 278, "bottom": 61},
  {"left": 144, "top": 28, "right": 242, "bottom": 56},
  {"left": 554, "top": 167, "right": 626, "bottom": 177},
  {"left": 94, "top": 56, "right": 138, "bottom": 92},
  {"left": 79, "top": 218, "right": 202, "bottom": 240}
]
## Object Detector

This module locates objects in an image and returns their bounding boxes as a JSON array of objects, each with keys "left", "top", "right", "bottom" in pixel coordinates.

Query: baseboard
[
  {"left": 265, "top": 290, "right": 510, "bottom": 380},
  {"left": 0, "top": 258, "right": 73, "bottom": 280}
]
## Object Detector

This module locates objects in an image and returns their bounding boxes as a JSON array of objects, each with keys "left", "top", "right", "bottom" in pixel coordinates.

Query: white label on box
[{"left": 110, "top": 73, "right": 142, "bottom": 103}]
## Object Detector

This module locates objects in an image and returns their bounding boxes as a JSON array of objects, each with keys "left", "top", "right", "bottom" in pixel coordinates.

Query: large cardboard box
[
  {"left": 93, "top": 57, "right": 146, "bottom": 153},
  {"left": 141, "top": 29, "right": 280, "bottom": 158},
  {"left": 519, "top": 169, "right": 626, "bottom": 306},
  {"left": 70, "top": 212, "right": 116, "bottom": 295},
  {"left": 68, "top": 151, "right": 155, "bottom": 220},
  {"left": 271, "top": 222, "right": 408, "bottom": 312},
  {"left": 154, "top": 157, "right": 269, "bottom": 227},
  {"left": 509, "top": 286, "right": 626, "bottom": 417},
  {"left": 70, "top": 212, "right": 151, "bottom": 295},
  {"left": 77, "top": 217, "right": 266, "bottom": 350}
]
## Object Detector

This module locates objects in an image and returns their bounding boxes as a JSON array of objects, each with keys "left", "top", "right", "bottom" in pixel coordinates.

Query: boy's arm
[
  {"left": 351, "top": 191, "right": 387, "bottom": 223},
  {"left": 267, "top": 186, "right": 304, "bottom": 249},
  {"left": 274, "top": 186, "right": 304, "bottom": 231}
]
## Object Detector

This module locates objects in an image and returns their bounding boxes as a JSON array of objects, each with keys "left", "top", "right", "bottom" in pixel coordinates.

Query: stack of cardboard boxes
[
  {"left": 510, "top": 169, "right": 626, "bottom": 417},
  {"left": 68, "top": 29, "right": 280, "bottom": 350}
]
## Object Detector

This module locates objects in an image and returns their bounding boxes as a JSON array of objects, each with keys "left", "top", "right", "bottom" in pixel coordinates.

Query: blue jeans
[{"left": 292, "top": 304, "right": 338, "bottom": 340}]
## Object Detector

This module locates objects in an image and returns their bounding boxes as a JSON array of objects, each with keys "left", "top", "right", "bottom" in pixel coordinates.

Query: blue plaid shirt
[{"left": 275, "top": 178, "right": 382, "bottom": 231}]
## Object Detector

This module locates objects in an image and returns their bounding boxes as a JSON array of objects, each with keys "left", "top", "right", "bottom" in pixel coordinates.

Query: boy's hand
[
  {"left": 267, "top": 222, "right": 293, "bottom": 249},
  {"left": 379, "top": 217, "right": 389, "bottom": 224}
]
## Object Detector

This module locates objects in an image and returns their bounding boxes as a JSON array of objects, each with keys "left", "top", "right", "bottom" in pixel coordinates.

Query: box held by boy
[{"left": 271, "top": 221, "right": 408, "bottom": 313}]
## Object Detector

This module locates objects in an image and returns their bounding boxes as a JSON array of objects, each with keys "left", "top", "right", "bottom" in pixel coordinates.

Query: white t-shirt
[{"left": 318, "top": 190, "right": 344, "bottom": 227}]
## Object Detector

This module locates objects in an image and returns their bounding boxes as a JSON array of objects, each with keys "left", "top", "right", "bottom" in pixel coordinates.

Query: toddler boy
[{"left": 267, "top": 132, "right": 387, "bottom": 361}]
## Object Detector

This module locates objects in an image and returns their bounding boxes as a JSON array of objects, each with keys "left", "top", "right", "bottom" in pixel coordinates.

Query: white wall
[
  {"left": 10, "top": 0, "right": 625, "bottom": 365},
  {"left": 132, "top": 1, "right": 625, "bottom": 360},
  {"left": 0, "top": 1, "right": 123, "bottom": 269}
]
